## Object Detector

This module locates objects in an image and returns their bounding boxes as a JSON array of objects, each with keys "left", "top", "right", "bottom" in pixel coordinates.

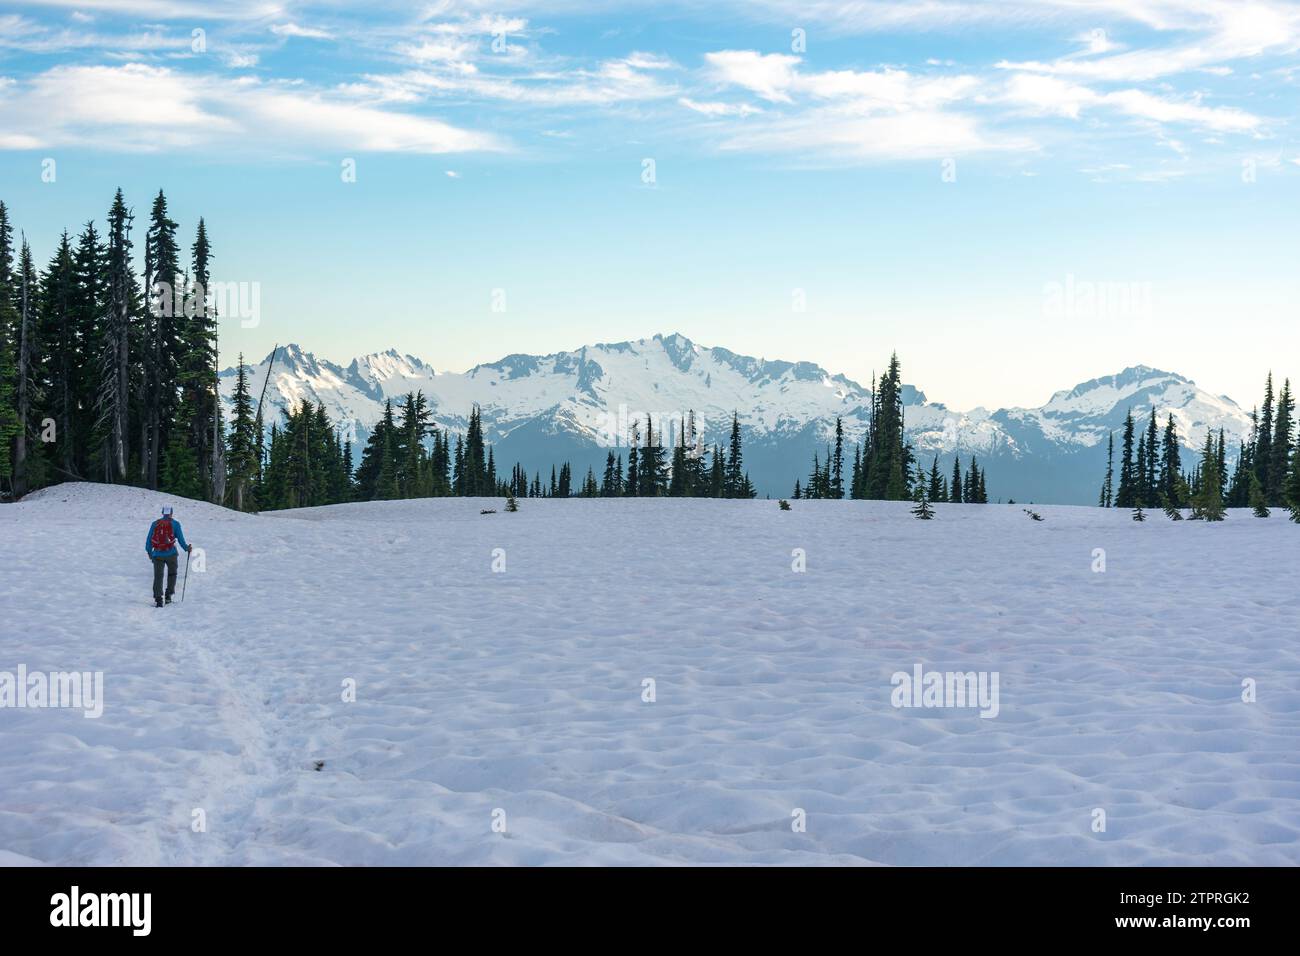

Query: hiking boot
[
  {"left": 155, "top": 597, "right": 164, "bottom": 608},
  {"left": 165, "top": 594, "right": 173, "bottom": 605}
]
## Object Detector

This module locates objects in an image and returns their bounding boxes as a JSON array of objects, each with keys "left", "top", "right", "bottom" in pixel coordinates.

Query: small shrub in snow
[
  {"left": 480, "top": 509, "right": 497, "bottom": 515},
  {"left": 778, "top": 499, "right": 791, "bottom": 511},
  {"left": 1132, "top": 506, "right": 1146, "bottom": 522},
  {"left": 1023, "top": 508, "right": 1044, "bottom": 522},
  {"left": 506, "top": 495, "right": 519, "bottom": 513},
  {"left": 1248, "top": 475, "right": 1269, "bottom": 518}
]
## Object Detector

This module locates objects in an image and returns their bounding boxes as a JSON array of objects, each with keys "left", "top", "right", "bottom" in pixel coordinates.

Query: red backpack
[{"left": 151, "top": 517, "right": 176, "bottom": 552}]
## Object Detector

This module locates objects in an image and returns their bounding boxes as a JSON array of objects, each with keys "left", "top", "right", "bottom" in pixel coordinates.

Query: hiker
[{"left": 145, "top": 506, "right": 192, "bottom": 608}]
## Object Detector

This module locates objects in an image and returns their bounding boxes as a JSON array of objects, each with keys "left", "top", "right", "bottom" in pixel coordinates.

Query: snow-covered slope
[
  {"left": 219, "top": 335, "right": 1254, "bottom": 503},
  {"left": 3, "top": 484, "right": 1298, "bottom": 865}
]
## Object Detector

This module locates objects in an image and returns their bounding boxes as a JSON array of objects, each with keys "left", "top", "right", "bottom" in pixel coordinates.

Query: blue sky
[{"left": 1, "top": 0, "right": 1297, "bottom": 410}]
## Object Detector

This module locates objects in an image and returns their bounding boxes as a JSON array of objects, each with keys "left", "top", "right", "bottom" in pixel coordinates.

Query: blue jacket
[{"left": 145, "top": 518, "right": 190, "bottom": 559}]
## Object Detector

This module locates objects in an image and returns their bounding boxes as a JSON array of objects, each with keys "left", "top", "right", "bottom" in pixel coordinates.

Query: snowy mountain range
[{"left": 218, "top": 333, "right": 1253, "bottom": 504}]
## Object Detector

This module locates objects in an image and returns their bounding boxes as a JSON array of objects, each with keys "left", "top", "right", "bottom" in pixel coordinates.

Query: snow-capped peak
[{"left": 219, "top": 336, "right": 1253, "bottom": 503}]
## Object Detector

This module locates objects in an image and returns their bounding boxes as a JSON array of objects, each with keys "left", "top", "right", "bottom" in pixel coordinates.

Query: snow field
[{"left": 1, "top": 483, "right": 1297, "bottom": 865}]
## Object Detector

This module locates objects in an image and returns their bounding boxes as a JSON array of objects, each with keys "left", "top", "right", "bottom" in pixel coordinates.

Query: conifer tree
[
  {"left": 1143, "top": 408, "right": 1158, "bottom": 507},
  {"left": 668, "top": 424, "right": 688, "bottom": 497},
  {"left": 38, "top": 232, "right": 76, "bottom": 482},
  {"left": 71, "top": 221, "right": 107, "bottom": 480},
  {"left": 177, "top": 217, "right": 219, "bottom": 499},
  {"left": 950, "top": 454, "right": 963, "bottom": 504},
  {"left": 1162, "top": 483, "right": 1185, "bottom": 521},
  {"left": 100, "top": 189, "right": 138, "bottom": 483},
  {"left": 639, "top": 414, "right": 667, "bottom": 496},
  {"left": 1099, "top": 431, "right": 1114, "bottom": 507},
  {"left": 911, "top": 464, "right": 934, "bottom": 519},
  {"left": 1216, "top": 428, "right": 1228, "bottom": 502},
  {"left": 1285, "top": 440, "right": 1300, "bottom": 522},
  {"left": 1268, "top": 379, "right": 1294, "bottom": 506},
  {"left": 862, "top": 354, "right": 911, "bottom": 500},
  {"left": 142, "top": 189, "right": 182, "bottom": 489},
  {"left": 0, "top": 203, "right": 18, "bottom": 492},
  {"left": 1135, "top": 432, "right": 1147, "bottom": 507},
  {"left": 625, "top": 420, "right": 639, "bottom": 497},
  {"left": 1191, "top": 431, "right": 1226, "bottom": 521},
  {"left": 1115, "top": 409, "right": 1137, "bottom": 508},
  {"left": 356, "top": 400, "right": 398, "bottom": 500},
  {"left": 601, "top": 451, "right": 621, "bottom": 497},
  {"left": 12, "top": 238, "right": 42, "bottom": 495},
  {"left": 1256, "top": 373, "right": 1274, "bottom": 497},
  {"left": 928, "top": 455, "right": 944, "bottom": 503},
  {"left": 1248, "top": 472, "right": 1269, "bottom": 518},
  {"left": 724, "top": 412, "right": 744, "bottom": 498},
  {"left": 225, "top": 354, "right": 259, "bottom": 510},
  {"left": 1158, "top": 415, "right": 1182, "bottom": 505},
  {"left": 830, "top": 416, "right": 844, "bottom": 499}
]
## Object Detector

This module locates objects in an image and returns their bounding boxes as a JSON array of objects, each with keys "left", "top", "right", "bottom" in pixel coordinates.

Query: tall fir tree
[
  {"left": 1158, "top": 414, "right": 1182, "bottom": 506},
  {"left": 38, "top": 232, "right": 77, "bottom": 482},
  {"left": 143, "top": 189, "right": 182, "bottom": 490},
  {"left": 1099, "top": 431, "right": 1114, "bottom": 507},
  {"left": 724, "top": 412, "right": 745, "bottom": 498},
  {"left": 1256, "top": 373, "right": 1275, "bottom": 496},
  {"left": 100, "top": 189, "right": 138, "bottom": 483},
  {"left": 1115, "top": 409, "right": 1137, "bottom": 508},
  {"left": 0, "top": 203, "right": 19, "bottom": 491},
  {"left": 830, "top": 416, "right": 845, "bottom": 499},
  {"left": 1268, "top": 379, "right": 1294, "bottom": 506},
  {"left": 225, "top": 354, "right": 258, "bottom": 510}
]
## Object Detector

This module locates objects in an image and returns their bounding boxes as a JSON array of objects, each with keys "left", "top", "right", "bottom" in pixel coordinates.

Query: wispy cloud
[
  {"left": 0, "top": 62, "right": 504, "bottom": 154},
  {"left": 269, "top": 23, "right": 335, "bottom": 41},
  {"left": 698, "top": 50, "right": 1019, "bottom": 159},
  {"left": 678, "top": 97, "right": 762, "bottom": 117},
  {"left": 0, "top": 0, "right": 1292, "bottom": 170},
  {"left": 1001, "top": 72, "right": 1263, "bottom": 132}
]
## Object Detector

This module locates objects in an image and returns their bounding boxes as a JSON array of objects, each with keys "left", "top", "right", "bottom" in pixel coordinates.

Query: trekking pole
[{"left": 182, "top": 548, "right": 192, "bottom": 603}]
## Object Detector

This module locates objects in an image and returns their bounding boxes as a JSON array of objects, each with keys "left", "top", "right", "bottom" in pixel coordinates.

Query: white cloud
[
  {"left": 716, "top": 107, "right": 1032, "bottom": 160},
  {"left": 423, "top": 14, "right": 528, "bottom": 37},
  {"left": 705, "top": 50, "right": 982, "bottom": 111},
  {"left": 398, "top": 37, "right": 477, "bottom": 63},
  {"left": 997, "top": 1, "right": 1300, "bottom": 81},
  {"left": 1002, "top": 74, "right": 1095, "bottom": 119},
  {"left": 0, "top": 63, "right": 503, "bottom": 154},
  {"left": 351, "top": 53, "right": 678, "bottom": 107},
  {"left": 1002, "top": 73, "right": 1263, "bottom": 132},
  {"left": 1102, "top": 88, "right": 1260, "bottom": 132},
  {"left": 700, "top": 50, "right": 1012, "bottom": 158},
  {"left": 705, "top": 51, "right": 799, "bottom": 103},
  {"left": 270, "top": 23, "right": 334, "bottom": 41},
  {"left": 1074, "top": 28, "right": 1121, "bottom": 56},
  {"left": 678, "top": 97, "right": 761, "bottom": 117}
]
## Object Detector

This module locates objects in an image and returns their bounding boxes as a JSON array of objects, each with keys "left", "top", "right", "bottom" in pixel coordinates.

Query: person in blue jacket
[{"left": 145, "top": 506, "right": 192, "bottom": 607}]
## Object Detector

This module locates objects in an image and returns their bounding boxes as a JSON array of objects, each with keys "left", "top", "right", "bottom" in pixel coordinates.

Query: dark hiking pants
[{"left": 152, "top": 555, "right": 178, "bottom": 603}]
